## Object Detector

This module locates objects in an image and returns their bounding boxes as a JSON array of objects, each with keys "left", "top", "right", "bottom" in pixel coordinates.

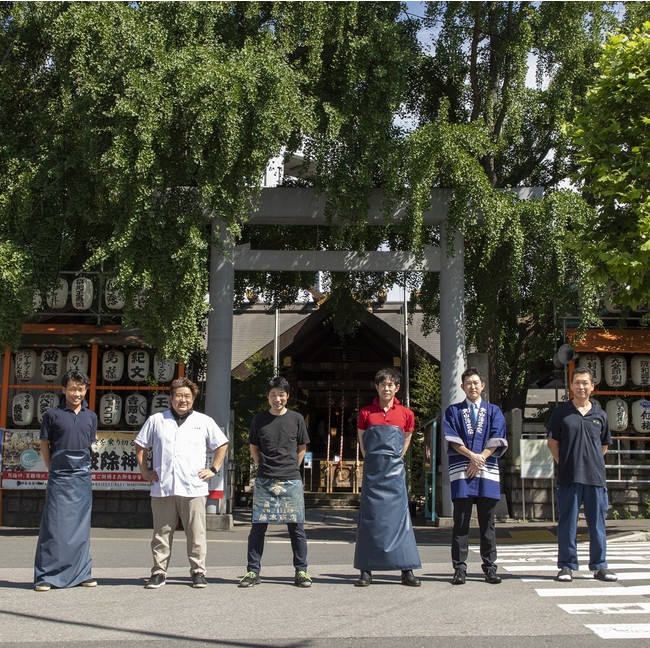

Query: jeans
[
  {"left": 247, "top": 522, "right": 308, "bottom": 574},
  {"left": 556, "top": 483, "right": 609, "bottom": 571}
]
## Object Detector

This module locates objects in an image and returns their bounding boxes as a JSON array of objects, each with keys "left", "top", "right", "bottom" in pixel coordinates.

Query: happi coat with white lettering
[{"left": 443, "top": 401, "right": 508, "bottom": 500}]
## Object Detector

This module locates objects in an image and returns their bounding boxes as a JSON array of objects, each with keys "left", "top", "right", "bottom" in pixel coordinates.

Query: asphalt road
[{"left": 1, "top": 511, "right": 649, "bottom": 648}]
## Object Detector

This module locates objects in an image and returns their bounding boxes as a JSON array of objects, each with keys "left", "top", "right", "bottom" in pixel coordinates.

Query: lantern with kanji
[
  {"left": 102, "top": 350, "right": 124, "bottom": 382},
  {"left": 40, "top": 348, "right": 63, "bottom": 382},
  {"left": 46, "top": 278, "right": 68, "bottom": 309},
  {"left": 631, "top": 355, "right": 650, "bottom": 387},
  {"left": 37, "top": 392, "right": 59, "bottom": 423},
  {"left": 153, "top": 354, "right": 175, "bottom": 383},
  {"left": 150, "top": 394, "right": 170, "bottom": 414},
  {"left": 99, "top": 393, "right": 123, "bottom": 427},
  {"left": 14, "top": 349, "right": 36, "bottom": 381},
  {"left": 605, "top": 398, "right": 628, "bottom": 432},
  {"left": 631, "top": 399, "right": 650, "bottom": 434},
  {"left": 124, "top": 393, "right": 147, "bottom": 427},
  {"left": 12, "top": 392, "right": 34, "bottom": 426},
  {"left": 66, "top": 349, "right": 89, "bottom": 375},
  {"left": 127, "top": 350, "right": 150, "bottom": 383},
  {"left": 72, "top": 277, "right": 94, "bottom": 310},
  {"left": 604, "top": 354, "right": 627, "bottom": 388},
  {"left": 104, "top": 277, "right": 125, "bottom": 310},
  {"left": 577, "top": 354, "right": 601, "bottom": 385}
]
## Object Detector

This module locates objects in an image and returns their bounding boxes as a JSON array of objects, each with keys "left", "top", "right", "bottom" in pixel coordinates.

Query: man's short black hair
[
  {"left": 461, "top": 367, "right": 483, "bottom": 383},
  {"left": 266, "top": 376, "right": 290, "bottom": 395},
  {"left": 374, "top": 367, "right": 401, "bottom": 386},
  {"left": 572, "top": 367, "right": 595, "bottom": 382},
  {"left": 61, "top": 369, "right": 91, "bottom": 387}
]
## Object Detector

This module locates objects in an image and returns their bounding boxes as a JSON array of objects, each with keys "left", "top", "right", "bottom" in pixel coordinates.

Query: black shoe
[
  {"left": 484, "top": 568, "right": 502, "bottom": 584},
  {"left": 401, "top": 570, "right": 421, "bottom": 587},
  {"left": 451, "top": 569, "right": 466, "bottom": 585},
  {"left": 145, "top": 573, "right": 166, "bottom": 589},
  {"left": 355, "top": 570, "right": 372, "bottom": 587},
  {"left": 191, "top": 572, "right": 208, "bottom": 588}
]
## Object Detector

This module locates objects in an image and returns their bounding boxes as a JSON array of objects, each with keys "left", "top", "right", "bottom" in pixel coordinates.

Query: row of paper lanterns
[
  {"left": 604, "top": 398, "right": 650, "bottom": 433},
  {"left": 14, "top": 349, "right": 175, "bottom": 384},
  {"left": 576, "top": 354, "right": 650, "bottom": 387},
  {"left": 11, "top": 392, "right": 171, "bottom": 428},
  {"left": 34, "top": 277, "right": 125, "bottom": 311}
]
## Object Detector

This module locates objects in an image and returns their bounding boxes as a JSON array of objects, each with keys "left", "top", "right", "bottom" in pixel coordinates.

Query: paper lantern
[
  {"left": 40, "top": 348, "right": 63, "bottom": 382},
  {"left": 631, "top": 355, "right": 650, "bottom": 387},
  {"left": 66, "top": 349, "right": 89, "bottom": 375},
  {"left": 72, "top": 277, "right": 94, "bottom": 310},
  {"left": 577, "top": 354, "right": 601, "bottom": 385},
  {"left": 102, "top": 349, "right": 124, "bottom": 382},
  {"left": 127, "top": 350, "right": 150, "bottom": 383},
  {"left": 153, "top": 354, "right": 175, "bottom": 383},
  {"left": 99, "top": 393, "right": 122, "bottom": 427},
  {"left": 631, "top": 399, "right": 650, "bottom": 434},
  {"left": 12, "top": 392, "right": 34, "bottom": 426},
  {"left": 604, "top": 354, "right": 627, "bottom": 388},
  {"left": 46, "top": 277, "right": 68, "bottom": 309},
  {"left": 14, "top": 349, "right": 37, "bottom": 381},
  {"left": 37, "top": 392, "right": 59, "bottom": 423},
  {"left": 150, "top": 394, "right": 170, "bottom": 414},
  {"left": 104, "top": 277, "right": 125, "bottom": 310},
  {"left": 605, "top": 398, "right": 628, "bottom": 432},
  {"left": 124, "top": 393, "right": 147, "bottom": 427}
]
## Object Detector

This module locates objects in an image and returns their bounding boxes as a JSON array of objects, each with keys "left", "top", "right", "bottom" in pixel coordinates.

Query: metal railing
[{"left": 606, "top": 435, "right": 650, "bottom": 484}]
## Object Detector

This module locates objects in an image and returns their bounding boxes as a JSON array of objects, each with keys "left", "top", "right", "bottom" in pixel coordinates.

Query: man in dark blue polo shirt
[
  {"left": 34, "top": 369, "right": 98, "bottom": 591},
  {"left": 547, "top": 366, "right": 617, "bottom": 583}
]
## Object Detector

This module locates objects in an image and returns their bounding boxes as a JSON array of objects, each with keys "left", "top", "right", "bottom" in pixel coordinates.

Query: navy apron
[
  {"left": 252, "top": 478, "right": 305, "bottom": 524},
  {"left": 34, "top": 449, "right": 93, "bottom": 587},
  {"left": 354, "top": 425, "right": 421, "bottom": 571}
]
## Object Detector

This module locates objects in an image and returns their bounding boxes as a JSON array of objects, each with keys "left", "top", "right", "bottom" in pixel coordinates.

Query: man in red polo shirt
[{"left": 353, "top": 367, "right": 421, "bottom": 587}]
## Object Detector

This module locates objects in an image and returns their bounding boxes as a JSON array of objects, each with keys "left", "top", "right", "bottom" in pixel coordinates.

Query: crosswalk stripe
[
  {"left": 559, "top": 603, "right": 650, "bottom": 615},
  {"left": 504, "top": 563, "right": 648, "bottom": 572},
  {"left": 536, "top": 585, "right": 650, "bottom": 597},
  {"left": 585, "top": 624, "right": 650, "bottom": 639}
]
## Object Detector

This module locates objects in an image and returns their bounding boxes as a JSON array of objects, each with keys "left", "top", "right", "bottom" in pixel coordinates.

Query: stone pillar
[
  {"left": 205, "top": 219, "right": 234, "bottom": 528},
  {"left": 439, "top": 223, "right": 466, "bottom": 517}
]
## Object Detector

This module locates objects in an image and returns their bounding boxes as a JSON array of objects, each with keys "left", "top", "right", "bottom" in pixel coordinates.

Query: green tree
[
  {"left": 570, "top": 22, "right": 650, "bottom": 313},
  {"left": 401, "top": 1, "right": 624, "bottom": 410},
  {"left": 0, "top": 1, "right": 416, "bottom": 358}
]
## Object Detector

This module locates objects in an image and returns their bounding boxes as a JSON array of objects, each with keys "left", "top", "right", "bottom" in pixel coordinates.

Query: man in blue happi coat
[{"left": 443, "top": 367, "right": 508, "bottom": 585}]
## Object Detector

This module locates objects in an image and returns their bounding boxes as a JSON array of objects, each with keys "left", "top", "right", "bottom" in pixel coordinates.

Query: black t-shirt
[
  {"left": 547, "top": 399, "right": 611, "bottom": 488},
  {"left": 249, "top": 409, "right": 310, "bottom": 479}
]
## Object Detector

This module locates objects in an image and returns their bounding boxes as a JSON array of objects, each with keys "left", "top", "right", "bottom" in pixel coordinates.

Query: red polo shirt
[{"left": 357, "top": 397, "right": 415, "bottom": 434}]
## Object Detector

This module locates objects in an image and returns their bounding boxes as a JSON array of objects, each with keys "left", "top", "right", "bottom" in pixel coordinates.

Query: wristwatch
[{"left": 209, "top": 466, "right": 217, "bottom": 475}]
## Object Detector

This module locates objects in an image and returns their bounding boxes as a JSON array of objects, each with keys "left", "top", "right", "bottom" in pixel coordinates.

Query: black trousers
[
  {"left": 246, "top": 522, "right": 308, "bottom": 574},
  {"left": 451, "top": 496, "right": 498, "bottom": 572}
]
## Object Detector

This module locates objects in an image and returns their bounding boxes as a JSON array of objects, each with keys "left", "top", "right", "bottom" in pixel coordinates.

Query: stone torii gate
[{"left": 204, "top": 186, "right": 541, "bottom": 521}]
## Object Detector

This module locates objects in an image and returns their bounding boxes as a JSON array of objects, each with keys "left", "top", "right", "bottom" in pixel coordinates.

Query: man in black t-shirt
[{"left": 238, "top": 376, "right": 311, "bottom": 588}]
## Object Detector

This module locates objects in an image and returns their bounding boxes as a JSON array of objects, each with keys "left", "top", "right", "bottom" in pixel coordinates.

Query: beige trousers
[{"left": 150, "top": 495, "right": 207, "bottom": 576}]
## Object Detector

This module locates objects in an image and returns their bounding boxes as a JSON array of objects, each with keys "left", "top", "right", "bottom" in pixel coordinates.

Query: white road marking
[{"left": 586, "top": 623, "right": 650, "bottom": 639}]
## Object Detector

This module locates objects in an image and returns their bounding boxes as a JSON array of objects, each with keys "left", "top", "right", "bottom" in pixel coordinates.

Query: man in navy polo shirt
[
  {"left": 34, "top": 369, "right": 98, "bottom": 592},
  {"left": 547, "top": 366, "right": 617, "bottom": 583}
]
